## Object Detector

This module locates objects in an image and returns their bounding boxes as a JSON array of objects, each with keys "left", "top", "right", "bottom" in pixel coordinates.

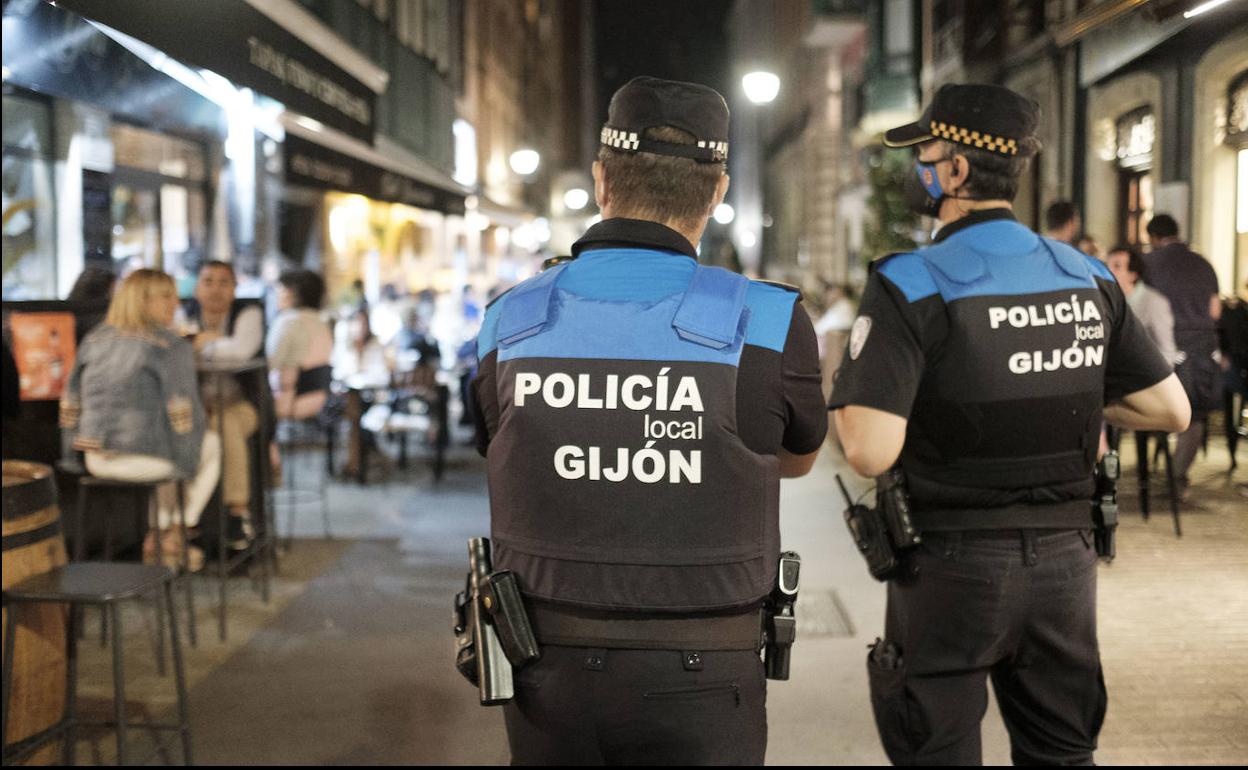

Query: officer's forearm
[
  {"left": 778, "top": 448, "right": 820, "bottom": 478},
  {"left": 833, "top": 406, "right": 907, "bottom": 478},
  {"left": 1104, "top": 373, "right": 1191, "bottom": 433}
]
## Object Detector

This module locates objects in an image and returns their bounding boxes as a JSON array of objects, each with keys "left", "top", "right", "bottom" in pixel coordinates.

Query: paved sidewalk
[{"left": 73, "top": 437, "right": 1245, "bottom": 764}]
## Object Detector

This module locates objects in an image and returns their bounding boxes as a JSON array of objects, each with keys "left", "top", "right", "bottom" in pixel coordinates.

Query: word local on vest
[
  {"left": 988, "top": 295, "right": 1106, "bottom": 375},
  {"left": 513, "top": 368, "right": 705, "bottom": 485}
]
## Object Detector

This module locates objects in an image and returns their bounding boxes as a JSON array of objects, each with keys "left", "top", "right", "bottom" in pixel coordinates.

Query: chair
[
  {"left": 1, "top": 564, "right": 192, "bottom": 766},
  {"left": 55, "top": 461, "right": 198, "bottom": 657},
  {"left": 274, "top": 364, "right": 334, "bottom": 549}
]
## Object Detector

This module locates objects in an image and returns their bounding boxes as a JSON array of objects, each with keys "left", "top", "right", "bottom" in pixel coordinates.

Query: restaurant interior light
[
  {"left": 509, "top": 149, "right": 540, "bottom": 176},
  {"left": 742, "top": 71, "right": 780, "bottom": 104},
  {"left": 564, "top": 188, "right": 590, "bottom": 211}
]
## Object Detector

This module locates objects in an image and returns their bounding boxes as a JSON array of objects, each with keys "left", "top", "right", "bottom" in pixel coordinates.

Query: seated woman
[
  {"left": 267, "top": 269, "right": 333, "bottom": 420},
  {"left": 60, "top": 269, "right": 220, "bottom": 570}
]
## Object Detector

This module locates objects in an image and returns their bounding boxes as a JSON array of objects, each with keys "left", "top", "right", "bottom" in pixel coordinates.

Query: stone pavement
[{"left": 65, "top": 436, "right": 1246, "bottom": 764}]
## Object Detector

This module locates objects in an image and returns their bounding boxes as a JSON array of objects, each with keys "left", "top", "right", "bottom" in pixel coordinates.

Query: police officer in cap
[
  {"left": 829, "top": 84, "right": 1191, "bottom": 765},
  {"left": 472, "top": 76, "right": 827, "bottom": 764}
]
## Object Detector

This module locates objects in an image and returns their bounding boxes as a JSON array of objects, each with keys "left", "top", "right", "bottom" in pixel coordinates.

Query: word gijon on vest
[
  {"left": 555, "top": 442, "right": 702, "bottom": 484},
  {"left": 514, "top": 369, "right": 704, "bottom": 412},
  {"left": 1008, "top": 343, "right": 1104, "bottom": 374},
  {"left": 988, "top": 295, "right": 1102, "bottom": 329}
]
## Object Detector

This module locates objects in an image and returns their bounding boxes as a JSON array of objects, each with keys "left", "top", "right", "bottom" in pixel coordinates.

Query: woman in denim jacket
[{"left": 61, "top": 269, "right": 220, "bottom": 569}]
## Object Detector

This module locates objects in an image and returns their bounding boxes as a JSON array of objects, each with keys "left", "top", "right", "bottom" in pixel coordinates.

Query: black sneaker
[{"left": 226, "top": 512, "right": 255, "bottom": 551}]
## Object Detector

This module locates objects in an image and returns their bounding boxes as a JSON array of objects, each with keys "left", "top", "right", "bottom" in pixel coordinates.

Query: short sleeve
[
  {"left": 266, "top": 314, "right": 308, "bottom": 369},
  {"left": 828, "top": 269, "right": 927, "bottom": 418},
  {"left": 1104, "top": 283, "right": 1173, "bottom": 401},
  {"left": 779, "top": 303, "right": 828, "bottom": 454}
]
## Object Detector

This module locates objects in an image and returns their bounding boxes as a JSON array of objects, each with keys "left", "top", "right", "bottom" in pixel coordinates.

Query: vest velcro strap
[
  {"left": 531, "top": 603, "right": 764, "bottom": 651},
  {"left": 498, "top": 263, "right": 568, "bottom": 345},
  {"left": 671, "top": 265, "right": 749, "bottom": 349},
  {"left": 911, "top": 499, "right": 1094, "bottom": 531}
]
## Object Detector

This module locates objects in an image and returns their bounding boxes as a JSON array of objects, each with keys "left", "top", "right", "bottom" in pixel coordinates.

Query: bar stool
[
  {"left": 1134, "top": 431, "right": 1182, "bottom": 536},
  {"left": 274, "top": 365, "right": 334, "bottom": 550},
  {"left": 55, "top": 461, "right": 198, "bottom": 654},
  {"left": 1, "top": 563, "right": 193, "bottom": 766}
]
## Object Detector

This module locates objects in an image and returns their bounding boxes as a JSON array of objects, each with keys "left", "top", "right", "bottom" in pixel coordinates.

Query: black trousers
[
  {"left": 869, "top": 529, "right": 1106, "bottom": 766},
  {"left": 504, "top": 646, "right": 768, "bottom": 765}
]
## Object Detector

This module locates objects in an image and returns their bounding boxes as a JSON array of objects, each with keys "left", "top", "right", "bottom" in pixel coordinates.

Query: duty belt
[
  {"left": 529, "top": 603, "right": 764, "bottom": 651},
  {"left": 910, "top": 499, "right": 1094, "bottom": 532}
]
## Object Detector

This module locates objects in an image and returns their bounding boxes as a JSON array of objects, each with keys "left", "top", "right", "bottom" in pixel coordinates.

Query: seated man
[{"left": 185, "top": 260, "right": 264, "bottom": 550}]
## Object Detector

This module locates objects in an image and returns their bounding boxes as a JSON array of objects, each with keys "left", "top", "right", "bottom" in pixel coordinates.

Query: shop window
[
  {"left": 1119, "top": 171, "right": 1153, "bottom": 248},
  {"left": 2, "top": 93, "right": 57, "bottom": 299},
  {"left": 109, "top": 123, "right": 207, "bottom": 282},
  {"left": 1115, "top": 107, "right": 1155, "bottom": 247}
]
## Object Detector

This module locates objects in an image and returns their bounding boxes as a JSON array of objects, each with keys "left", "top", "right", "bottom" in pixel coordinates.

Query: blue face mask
[{"left": 904, "top": 160, "right": 948, "bottom": 218}]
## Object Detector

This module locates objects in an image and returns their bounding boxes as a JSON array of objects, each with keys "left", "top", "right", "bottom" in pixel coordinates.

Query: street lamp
[
  {"left": 509, "top": 148, "right": 540, "bottom": 176},
  {"left": 742, "top": 71, "right": 780, "bottom": 105}
]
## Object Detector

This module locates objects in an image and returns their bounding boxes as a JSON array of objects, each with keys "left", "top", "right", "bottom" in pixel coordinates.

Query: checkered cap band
[
  {"left": 930, "top": 121, "right": 1019, "bottom": 155},
  {"left": 697, "top": 140, "right": 729, "bottom": 161},
  {"left": 601, "top": 127, "right": 641, "bottom": 151}
]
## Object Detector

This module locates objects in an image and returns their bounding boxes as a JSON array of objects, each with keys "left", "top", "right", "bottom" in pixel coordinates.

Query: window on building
[
  {"left": 2, "top": 92, "right": 58, "bottom": 300},
  {"left": 109, "top": 123, "right": 208, "bottom": 282},
  {"left": 1115, "top": 107, "right": 1155, "bottom": 246}
]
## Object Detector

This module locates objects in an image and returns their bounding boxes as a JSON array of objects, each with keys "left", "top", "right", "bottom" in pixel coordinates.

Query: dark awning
[
  {"left": 52, "top": 0, "right": 379, "bottom": 143},
  {"left": 284, "top": 131, "right": 467, "bottom": 216}
]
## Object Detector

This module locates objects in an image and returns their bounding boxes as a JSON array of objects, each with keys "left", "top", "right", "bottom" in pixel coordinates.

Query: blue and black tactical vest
[
  {"left": 478, "top": 250, "right": 795, "bottom": 613},
  {"left": 879, "top": 220, "right": 1119, "bottom": 515}
]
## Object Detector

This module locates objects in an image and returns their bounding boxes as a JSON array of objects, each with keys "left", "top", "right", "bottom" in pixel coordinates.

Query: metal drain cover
[{"left": 796, "top": 589, "right": 855, "bottom": 638}]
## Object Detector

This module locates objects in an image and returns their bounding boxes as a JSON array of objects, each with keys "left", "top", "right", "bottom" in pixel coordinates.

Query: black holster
[{"left": 1093, "top": 450, "right": 1119, "bottom": 562}]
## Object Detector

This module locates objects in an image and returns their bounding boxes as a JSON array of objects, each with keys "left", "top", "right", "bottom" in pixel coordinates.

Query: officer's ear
[
  {"left": 711, "top": 173, "right": 730, "bottom": 211},
  {"left": 948, "top": 152, "right": 970, "bottom": 192},
  {"left": 592, "top": 160, "right": 609, "bottom": 211}
]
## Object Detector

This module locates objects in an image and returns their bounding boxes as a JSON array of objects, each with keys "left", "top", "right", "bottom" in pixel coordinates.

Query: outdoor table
[{"left": 197, "top": 357, "right": 275, "bottom": 641}]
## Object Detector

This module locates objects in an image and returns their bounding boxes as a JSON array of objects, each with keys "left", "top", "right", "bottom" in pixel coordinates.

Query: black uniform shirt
[
  {"left": 828, "top": 210, "right": 1172, "bottom": 507},
  {"left": 474, "top": 218, "right": 827, "bottom": 458}
]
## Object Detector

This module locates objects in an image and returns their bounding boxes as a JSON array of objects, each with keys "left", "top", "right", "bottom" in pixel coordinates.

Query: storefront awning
[
  {"left": 52, "top": 0, "right": 382, "bottom": 143},
  {"left": 281, "top": 113, "right": 469, "bottom": 216}
]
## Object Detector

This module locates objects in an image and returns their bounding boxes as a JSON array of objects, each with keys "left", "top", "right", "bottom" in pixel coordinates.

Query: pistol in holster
[
  {"left": 453, "top": 537, "right": 541, "bottom": 706},
  {"left": 837, "top": 469, "right": 922, "bottom": 582},
  {"left": 1093, "top": 450, "right": 1119, "bottom": 562},
  {"left": 763, "top": 552, "right": 801, "bottom": 681}
]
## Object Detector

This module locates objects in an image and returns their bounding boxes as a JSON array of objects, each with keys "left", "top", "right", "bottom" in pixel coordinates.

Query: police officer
[
  {"left": 472, "top": 76, "right": 827, "bottom": 764},
  {"left": 829, "top": 84, "right": 1191, "bottom": 765}
]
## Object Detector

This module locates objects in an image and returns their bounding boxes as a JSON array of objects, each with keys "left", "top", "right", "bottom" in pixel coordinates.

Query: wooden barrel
[{"left": 2, "top": 461, "right": 68, "bottom": 765}]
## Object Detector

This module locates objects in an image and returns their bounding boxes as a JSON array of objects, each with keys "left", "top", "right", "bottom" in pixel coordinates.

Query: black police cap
[
  {"left": 884, "top": 83, "right": 1039, "bottom": 157},
  {"left": 601, "top": 76, "right": 730, "bottom": 163}
]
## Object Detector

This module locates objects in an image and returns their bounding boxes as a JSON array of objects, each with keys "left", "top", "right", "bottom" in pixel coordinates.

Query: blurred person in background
[
  {"left": 1106, "top": 245, "right": 1178, "bottom": 365},
  {"left": 60, "top": 269, "right": 219, "bottom": 570},
  {"left": 332, "top": 304, "right": 390, "bottom": 384},
  {"left": 1076, "top": 234, "right": 1102, "bottom": 261},
  {"left": 1218, "top": 280, "right": 1248, "bottom": 470},
  {"left": 1044, "top": 200, "right": 1080, "bottom": 244},
  {"left": 183, "top": 260, "right": 265, "bottom": 551},
  {"left": 66, "top": 266, "right": 116, "bottom": 304},
  {"left": 1144, "top": 214, "right": 1221, "bottom": 494},
  {"left": 267, "top": 269, "right": 333, "bottom": 421}
]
